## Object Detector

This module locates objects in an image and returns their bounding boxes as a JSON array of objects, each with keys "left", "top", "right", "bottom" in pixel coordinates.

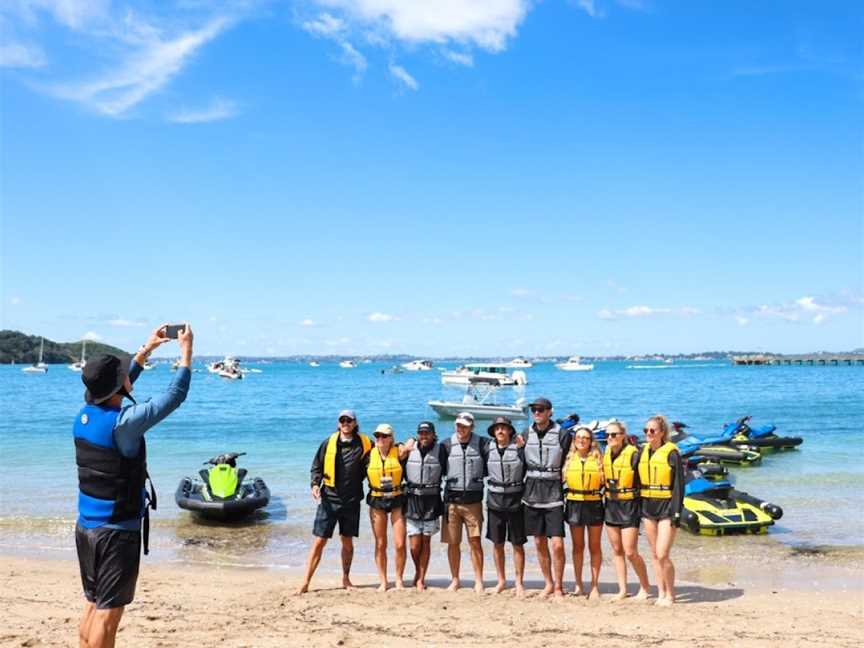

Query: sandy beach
[{"left": 3, "top": 549, "right": 863, "bottom": 648}]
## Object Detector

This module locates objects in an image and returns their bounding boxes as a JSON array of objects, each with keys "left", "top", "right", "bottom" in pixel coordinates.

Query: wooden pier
[{"left": 732, "top": 354, "right": 864, "bottom": 366}]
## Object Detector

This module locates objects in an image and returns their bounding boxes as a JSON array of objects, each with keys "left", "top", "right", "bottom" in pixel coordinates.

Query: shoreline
[{"left": 3, "top": 554, "right": 863, "bottom": 647}]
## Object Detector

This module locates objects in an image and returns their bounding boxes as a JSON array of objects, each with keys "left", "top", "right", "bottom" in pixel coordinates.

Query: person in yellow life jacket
[
  {"left": 364, "top": 423, "right": 409, "bottom": 592},
  {"left": 563, "top": 426, "right": 605, "bottom": 600},
  {"left": 297, "top": 410, "right": 373, "bottom": 595},
  {"left": 637, "top": 414, "right": 685, "bottom": 606},
  {"left": 603, "top": 421, "right": 651, "bottom": 602}
]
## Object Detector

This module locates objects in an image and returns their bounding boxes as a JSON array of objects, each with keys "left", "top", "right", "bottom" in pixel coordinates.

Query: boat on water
[
  {"left": 22, "top": 338, "right": 48, "bottom": 374},
  {"left": 68, "top": 340, "right": 87, "bottom": 372},
  {"left": 339, "top": 360, "right": 357, "bottom": 368},
  {"left": 555, "top": 356, "right": 594, "bottom": 372},
  {"left": 402, "top": 359, "right": 434, "bottom": 371},
  {"left": 309, "top": 361, "right": 320, "bottom": 367},
  {"left": 505, "top": 357, "right": 533, "bottom": 368},
  {"left": 142, "top": 361, "right": 156, "bottom": 370},
  {"left": 428, "top": 377, "right": 530, "bottom": 420},
  {"left": 171, "top": 358, "right": 181, "bottom": 371},
  {"left": 441, "top": 363, "right": 527, "bottom": 386}
]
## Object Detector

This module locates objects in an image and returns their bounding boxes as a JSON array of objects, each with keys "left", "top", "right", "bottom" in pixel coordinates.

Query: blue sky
[{"left": 1, "top": 1, "right": 862, "bottom": 357}]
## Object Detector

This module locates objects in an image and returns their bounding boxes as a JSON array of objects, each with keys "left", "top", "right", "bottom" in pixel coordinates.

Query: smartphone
[{"left": 164, "top": 324, "right": 185, "bottom": 339}]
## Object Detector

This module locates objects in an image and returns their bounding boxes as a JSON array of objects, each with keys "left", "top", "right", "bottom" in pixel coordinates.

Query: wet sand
[{"left": 2, "top": 549, "right": 863, "bottom": 648}]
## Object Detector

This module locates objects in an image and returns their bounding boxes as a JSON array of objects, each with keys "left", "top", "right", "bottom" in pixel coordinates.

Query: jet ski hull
[
  {"left": 730, "top": 435, "right": 802, "bottom": 451},
  {"left": 682, "top": 487, "right": 782, "bottom": 536},
  {"left": 175, "top": 477, "right": 270, "bottom": 521}
]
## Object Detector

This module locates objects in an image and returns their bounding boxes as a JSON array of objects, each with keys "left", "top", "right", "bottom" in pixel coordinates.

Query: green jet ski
[{"left": 175, "top": 452, "right": 270, "bottom": 521}]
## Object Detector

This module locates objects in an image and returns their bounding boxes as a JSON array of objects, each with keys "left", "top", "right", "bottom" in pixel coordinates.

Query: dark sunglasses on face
[
  {"left": 644, "top": 428, "right": 659, "bottom": 434},
  {"left": 607, "top": 432, "right": 623, "bottom": 438},
  {"left": 374, "top": 433, "right": 388, "bottom": 439},
  {"left": 531, "top": 407, "right": 548, "bottom": 413},
  {"left": 339, "top": 417, "right": 354, "bottom": 424}
]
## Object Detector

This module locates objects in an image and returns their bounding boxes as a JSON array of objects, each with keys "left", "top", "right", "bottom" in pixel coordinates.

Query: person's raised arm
[{"left": 131, "top": 323, "right": 175, "bottom": 381}]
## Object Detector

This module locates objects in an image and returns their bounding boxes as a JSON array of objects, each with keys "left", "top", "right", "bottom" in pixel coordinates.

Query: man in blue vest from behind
[{"left": 74, "top": 323, "right": 193, "bottom": 648}]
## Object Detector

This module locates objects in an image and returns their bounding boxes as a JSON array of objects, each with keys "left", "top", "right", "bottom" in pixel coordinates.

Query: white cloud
[
  {"left": 167, "top": 97, "right": 239, "bottom": 124},
  {"left": 302, "top": 12, "right": 368, "bottom": 80},
  {"left": 20, "top": 0, "right": 112, "bottom": 30},
  {"left": 597, "top": 308, "right": 615, "bottom": 320},
  {"left": 299, "top": 318, "right": 317, "bottom": 327},
  {"left": 680, "top": 306, "right": 702, "bottom": 316},
  {"left": 106, "top": 318, "right": 146, "bottom": 327},
  {"left": 0, "top": 41, "right": 47, "bottom": 68},
  {"left": 50, "top": 16, "right": 231, "bottom": 117},
  {"left": 735, "top": 315, "right": 750, "bottom": 327},
  {"left": 388, "top": 62, "right": 418, "bottom": 90},
  {"left": 368, "top": 312, "right": 398, "bottom": 322},
  {"left": 82, "top": 331, "right": 102, "bottom": 341},
  {"left": 442, "top": 49, "right": 473, "bottom": 66},
  {"left": 302, "top": 12, "right": 346, "bottom": 37},
  {"left": 597, "top": 305, "right": 678, "bottom": 320},
  {"left": 576, "top": 0, "right": 603, "bottom": 18},
  {"left": 423, "top": 316, "right": 443, "bottom": 325},
  {"left": 621, "top": 305, "right": 671, "bottom": 317}
]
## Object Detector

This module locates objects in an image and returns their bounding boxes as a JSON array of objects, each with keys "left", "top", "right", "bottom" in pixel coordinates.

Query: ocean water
[{"left": 1, "top": 360, "right": 862, "bottom": 571}]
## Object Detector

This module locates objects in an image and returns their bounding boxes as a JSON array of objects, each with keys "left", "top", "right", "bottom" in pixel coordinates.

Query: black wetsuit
[{"left": 637, "top": 446, "right": 685, "bottom": 523}]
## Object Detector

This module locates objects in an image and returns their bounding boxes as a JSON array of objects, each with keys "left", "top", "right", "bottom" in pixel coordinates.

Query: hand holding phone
[{"left": 164, "top": 324, "right": 186, "bottom": 339}]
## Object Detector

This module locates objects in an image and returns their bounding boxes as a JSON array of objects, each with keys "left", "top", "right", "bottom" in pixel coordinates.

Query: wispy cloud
[
  {"left": 597, "top": 305, "right": 698, "bottom": 320},
  {"left": 301, "top": 12, "right": 368, "bottom": 81},
  {"left": 299, "top": 318, "right": 318, "bottom": 327},
  {"left": 167, "top": 97, "right": 239, "bottom": 124},
  {"left": 442, "top": 49, "right": 473, "bottom": 67},
  {"left": 735, "top": 315, "right": 750, "bottom": 327},
  {"left": 106, "top": 317, "right": 146, "bottom": 327},
  {"left": 388, "top": 62, "right": 418, "bottom": 90},
  {"left": 575, "top": 0, "right": 603, "bottom": 18},
  {"left": 368, "top": 312, "right": 398, "bottom": 322},
  {"left": 0, "top": 41, "right": 47, "bottom": 68},
  {"left": 82, "top": 331, "right": 102, "bottom": 341}
]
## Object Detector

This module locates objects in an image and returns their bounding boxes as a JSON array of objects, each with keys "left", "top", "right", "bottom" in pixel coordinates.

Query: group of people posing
[{"left": 297, "top": 397, "right": 685, "bottom": 605}]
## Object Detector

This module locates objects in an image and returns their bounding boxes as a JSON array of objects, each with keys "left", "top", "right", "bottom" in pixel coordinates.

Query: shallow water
[{"left": 1, "top": 360, "right": 862, "bottom": 569}]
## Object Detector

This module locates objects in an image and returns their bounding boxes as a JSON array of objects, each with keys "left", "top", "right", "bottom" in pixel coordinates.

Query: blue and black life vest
[{"left": 73, "top": 404, "right": 156, "bottom": 553}]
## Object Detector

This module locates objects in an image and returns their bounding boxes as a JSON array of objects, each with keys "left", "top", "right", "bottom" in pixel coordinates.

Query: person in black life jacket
[
  {"left": 363, "top": 423, "right": 409, "bottom": 592},
  {"left": 74, "top": 323, "right": 192, "bottom": 648},
  {"left": 401, "top": 421, "right": 447, "bottom": 592},
  {"left": 603, "top": 421, "right": 651, "bottom": 602},
  {"left": 563, "top": 426, "right": 605, "bottom": 600},
  {"left": 637, "top": 414, "right": 685, "bottom": 606},
  {"left": 441, "top": 411, "right": 490, "bottom": 594},
  {"left": 297, "top": 410, "right": 373, "bottom": 595},
  {"left": 519, "top": 397, "right": 570, "bottom": 598},
  {"left": 484, "top": 416, "right": 528, "bottom": 596}
]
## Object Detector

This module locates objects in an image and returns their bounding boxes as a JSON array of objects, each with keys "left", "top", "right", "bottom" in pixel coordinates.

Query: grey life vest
[
  {"left": 486, "top": 443, "right": 524, "bottom": 494},
  {"left": 445, "top": 433, "right": 484, "bottom": 493},
  {"left": 405, "top": 443, "right": 442, "bottom": 496},
  {"left": 524, "top": 423, "right": 564, "bottom": 480}
]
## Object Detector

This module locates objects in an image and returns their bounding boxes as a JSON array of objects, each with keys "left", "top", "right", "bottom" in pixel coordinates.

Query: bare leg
[
  {"left": 370, "top": 508, "right": 389, "bottom": 591},
  {"left": 417, "top": 535, "right": 432, "bottom": 591},
  {"left": 550, "top": 536, "right": 565, "bottom": 597},
  {"left": 468, "top": 536, "right": 485, "bottom": 594},
  {"left": 587, "top": 525, "right": 603, "bottom": 600},
  {"left": 534, "top": 535, "right": 553, "bottom": 596},
  {"left": 492, "top": 543, "right": 506, "bottom": 593},
  {"left": 606, "top": 526, "right": 628, "bottom": 600},
  {"left": 570, "top": 524, "right": 586, "bottom": 595},
  {"left": 79, "top": 601, "right": 95, "bottom": 648},
  {"left": 340, "top": 535, "right": 356, "bottom": 590},
  {"left": 392, "top": 509, "right": 407, "bottom": 589},
  {"left": 655, "top": 520, "right": 677, "bottom": 605},
  {"left": 409, "top": 533, "right": 422, "bottom": 586},
  {"left": 622, "top": 526, "right": 651, "bottom": 598},
  {"left": 447, "top": 542, "right": 461, "bottom": 591},
  {"left": 88, "top": 607, "right": 124, "bottom": 648},
  {"left": 297, "top": 536, "right": 328, "bottom": 594},
  {"left": 643, "top": 518, "right": 664, "bottom": 600},
  {"left": 513, "top": 544, "right": 526, "bottom": 596}
]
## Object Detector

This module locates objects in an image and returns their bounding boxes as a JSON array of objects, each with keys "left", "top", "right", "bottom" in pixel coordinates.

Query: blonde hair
[
  {"left": 645, "top": 415, "right": 671, "bottom": 444},
  {"left": 606, "top": 420, "right": 630, "bottom": 446},
  {"left": 566, "top": 426, "right": 604, "bottom": 471}
]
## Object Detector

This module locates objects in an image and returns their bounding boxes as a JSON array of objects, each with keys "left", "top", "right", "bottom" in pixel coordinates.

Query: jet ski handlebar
[{"left": 204, "top": 452, "right": 247, "bottom": 467}]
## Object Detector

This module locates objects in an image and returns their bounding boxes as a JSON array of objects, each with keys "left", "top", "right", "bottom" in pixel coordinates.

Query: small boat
[
  {"left": 339, "top": 360, "right": 357, "bottom": 368},
  {"left": 681, "top": 467, "right": 782, "bottom": 536},
  {"left": 402, "top": 359, "right": 434, "bottom": 371},
  {"left": 142, "top": 361, "right": 156, "bottom": 371},
  {"left": 381, "top": 365, "right": 404, "bottom": 374},
  {"left": 309, "top": 361, "right": 320, "bottom": 367},
  {"left": 175, "top": 452, "right": 270, "bottom": 522},
  {"left": 171, "top": 358, "right": 181, "bottom": 371},
  {"left": 555, "top": 356, "right": 594, "bottom": 372},
  {"left": 724, "top": 416, "right": 803, "bottom": 452},
  {"left": 441, "top": 364, "right": 527, "bottom": 386},
  {"left": 22, "top": 338, "right": 48, "bottom": 374},
  {"left": 68, "top": 340, "right": 87, "bottom": 372},
  {"left": 428, "top": 377, "right": 530, "bottom": 420},
  {"left": 505, "top": 357, "right": 533, "bottom": 368}
]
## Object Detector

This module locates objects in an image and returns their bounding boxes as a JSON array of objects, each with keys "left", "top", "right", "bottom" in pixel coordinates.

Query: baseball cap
[
  {"left": 338, "top": 409, "right": 356, "bottom": 421},
  {"left": 374, "top": 423, "right": 395, "bottom": 436},
  {"left": 417, "top": 421, "right": 436, "bottom": 433},
  {"left": 529, "top": 397, "right": 553, "bottom": 410},
  {"left": 455, "top": 412, "right": 475, "bottom": 426}
]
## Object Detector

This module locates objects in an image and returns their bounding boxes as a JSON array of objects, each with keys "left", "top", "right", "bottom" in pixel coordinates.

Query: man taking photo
[{"left": 74, "top": 323, "right": 193, "bottom": 648}]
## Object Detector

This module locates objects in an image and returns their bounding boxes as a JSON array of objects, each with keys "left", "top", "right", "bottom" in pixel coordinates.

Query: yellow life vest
[
  {"left": 322, "top": 432, "right": 372, "bottom": 488},
  {"left": 564, "top": 453, "right": 603, "bottom": 501},
  {"left": 367, "top": 446, "right": 404, "bottom": 498},
  {"left": 638, "top": 442, "right": 678, "bottom": 499},
  {"left": 603, "top": 444, "right": 638, "bottom": 501}
]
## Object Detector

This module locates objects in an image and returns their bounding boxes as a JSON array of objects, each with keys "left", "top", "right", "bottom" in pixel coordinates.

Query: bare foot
[
  {"left": 655, "top": 597, "right": 673, "bottom": 607},
  {"left": 492, "top": 581, "right": 506, "bottom": 594},
  {"left": 609, "top": 591, "right": 628, "bottom": 602},
  {"left": 416, "top": 581, "right": 426, "bottom": 593},
  {"left": 553, "top": 588, "right": 565, "bottom": 600},
  {"left": 634, "top": 589, "right": 650, "bottom": 602},
  {"left": 515, "top": 584, "right": 526, "bottom": 598},
  {"left": 447, "top": 579, "right": 460, "bottom": 592},
  {"left": 539, "top": 585, "right": 554, "bottom": 599},
  {"left": 377, "top": 583, "right": 388, "bottom": 593},
  {"left": 295, "top": 583, "right": 309, "bottom": 595},
  {"left": 474, "top": 582, "right": 485, "bottom": 595},
  {"left": 588, "top": 588, "right": 601, "bottom": 601},
  {"left": 571, "top": 587, "right": 585, "bottom": 597},
  {"left": 394, "top": 580, "right": 406, "bottom": 591},
  {"left": 342, "top": 578, "right": 356, "bottom": 592}
]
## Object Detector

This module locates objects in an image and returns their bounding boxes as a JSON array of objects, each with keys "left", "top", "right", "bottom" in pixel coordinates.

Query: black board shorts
[
  {"left": 641, "top": 498, "right": 674, "bottom": 521},
  {"left": 313, "top": 499, "right": 361, "bottom": 538},
  {"left": 565, "top": 500, "right": 605, "bottom": 527},
  {"left": 604, "top": 499, "right": 641, "bottom": 529},
  {"left": 76, "top": 523, "right": 141, "bottom": 609},
  {"left": 524, "top": 505, "right": 566, "bottom": 538},
  {"left": 486, "top": 507, "right": 527, "bottom": 545}
]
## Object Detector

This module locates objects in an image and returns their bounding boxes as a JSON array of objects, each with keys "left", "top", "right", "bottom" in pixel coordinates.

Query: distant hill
[{"left": 0, "top": 330, "right": 129, "bottom": 364}]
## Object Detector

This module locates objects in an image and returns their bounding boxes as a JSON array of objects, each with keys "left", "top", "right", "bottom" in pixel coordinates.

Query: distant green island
[{"left": 0, "top": 330, "right": 128, "bottom": 364}]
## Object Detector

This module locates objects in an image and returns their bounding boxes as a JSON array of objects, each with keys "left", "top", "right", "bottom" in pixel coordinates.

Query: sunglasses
[
  {"left": 339, "top": 417, "right": 355, "bottom": 424},
  {"left": 531, "top": 407, "right": 548, "bottom": 413},
  {"left": 607, "top": 432, "right": 623, "bottom": 438},
  {"left": 374, "top": 433, "right": 391, "bottom": 439},
  {"left": 644, "top": 428, "right": 659, "bottom": 434}
]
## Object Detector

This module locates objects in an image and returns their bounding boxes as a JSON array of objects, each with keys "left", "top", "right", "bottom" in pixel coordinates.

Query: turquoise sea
[{"left": 1, "top": 360, "right": 862, "bottom": 572}]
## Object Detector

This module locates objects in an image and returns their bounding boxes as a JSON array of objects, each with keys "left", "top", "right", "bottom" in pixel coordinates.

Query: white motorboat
[
  {"left": 22, "top": 338, "right": 48, "bottom": 374},
  {"left": 171, "top": 358, "right": 181, "bottom": 371},
  {"left": 402, "top": 359, "right": 434, "bottom": 371},
  {"left": 441, "top": 363, "right": 527, "bottom": 386},
  {"left": 309, "top": 361, "right": 320, "bottom": 367},
  {"left": 207, "top": 356, "right": 237, "bottom": 374},
  {"left": 555, "top": 356, "right": 594, "bottom": 372},
  {"left": 339, "top": 360, "right": 357, "bottom": 368},
  {"left": 505, "top": 357, "right": 533, "bottom": 368},
  {"left": 428, "top": 377, "right": 530, "bottom": 420},
  {"left": 68, "top": 340, "right": 87, "bottom": 372},
  {"left": 142, "top": 361, "right": 156, "bottom": 370},
  {"left": 218, "top": 367, "right": 243, "bottom": 380}
]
